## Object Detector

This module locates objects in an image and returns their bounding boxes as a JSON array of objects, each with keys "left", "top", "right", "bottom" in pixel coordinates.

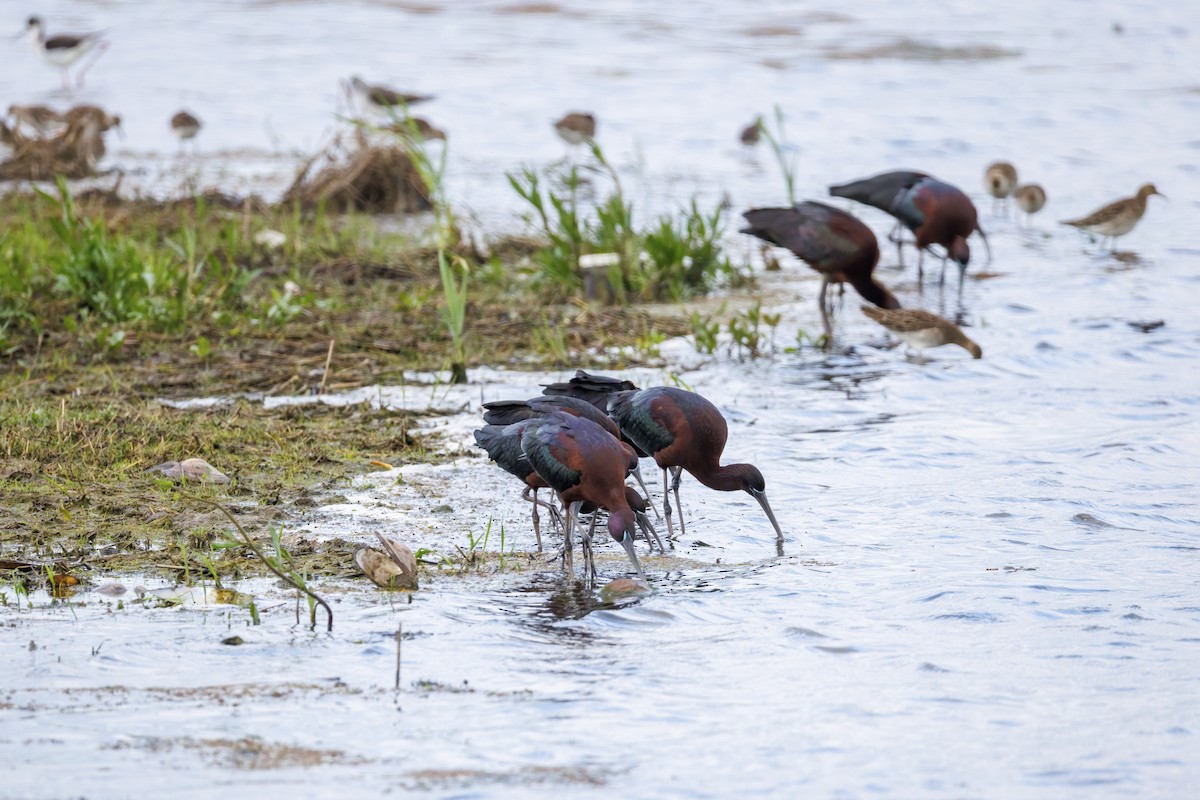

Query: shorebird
[
  {"left": 383, "top": 117, "right": 446, "bottom": 142},
  {"left": 553, "top": 111, "right": 596, "bottom": 147},
  {"left": 740, "top": 200, "right": 901, "bottom": 338},
  {"left": 348, "top": 76, "right": 433, "bottom": 117},
  {"left": 23, "top": 16, "right": 108, "bottom": 89},
  {"left": 170, "top": 110, "right": 202, "bottom": 152},
  {"left": 739, "top": 117, "right": 762, "bottom": 146},
  {"left": 861, "top": 306, "right": 982, "bottom": 359},
  {"left": 1059, "top": 184, "right": 1163, "bottom": 251},
  {"left": 6, "top": 104, "right": 64, "bottom": 137},
  {"left": 984, "top": 161, "right": 1018, "bottom": 214},
  {"left": 1013, "top": 184, "right": 1046, "bottom": 226}
]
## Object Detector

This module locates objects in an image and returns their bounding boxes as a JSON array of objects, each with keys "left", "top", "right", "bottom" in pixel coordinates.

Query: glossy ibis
[
  {"left": 740, "top": 200, "right": 901, "bottom": 338},
  {"left": 607, "top": 387, "right": 784, "bottom": 554},
  {"left": 1060, "top": 184, "right": 1163, "bottom": 251},
  {"left": 541, "top": 370, "right": 639, "bottom": 412},
  {"left": 829, "top": 169, "right": 928, "bottom": 264},
  {"left": 861, "top": 306, "right": 982, "bottom": 359},
  {"left": 520, "top": 413, "right": 646, "bottom": 580},
  {"left": 890, "top": 177, "right": 991, "bottom": 287},
  {"left": 984, "top": 162, "right": 1018, "bottom": 214},
  {"left": 1013, "top": 184, "right": 1047, "bottom": 226},
  {"left": 473, "top": 420, "right": 561, "bottom": 551},
  {"left": 483, "top": 395, "right": 656, "bottom": 506}
]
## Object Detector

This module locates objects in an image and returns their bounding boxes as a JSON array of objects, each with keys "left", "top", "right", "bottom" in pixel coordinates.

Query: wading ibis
[
  {"left": 890, "top": 177, "right": 991, "bottom": 287},
  {"left": 520, "top": 413, "right": 647, "bottom": 580},
  {"left": 829, "top": 169, "right": 928, "bottom": 264},
  {"left": 607, "top": 386, "right": 784, "bottom": 554},
  {"left": 740, "top": 200, "right": 901, "bottom": 338}
]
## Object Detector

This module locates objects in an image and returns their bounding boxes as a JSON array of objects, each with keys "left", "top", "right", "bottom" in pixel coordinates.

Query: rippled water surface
[{"left": 4, "top": 1, "right": 1200, "bottom": 798}]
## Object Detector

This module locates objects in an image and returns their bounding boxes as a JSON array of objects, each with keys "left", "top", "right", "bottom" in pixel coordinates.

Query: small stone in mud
[
  {"left": 221, "top": 636, "right": 246, "bottom": 646},
  {"left": 95, "top": 583, "right": 127, "bottom": 597},
  {"left": 599, "top": 577, "right": 651, "bottom": 602}
]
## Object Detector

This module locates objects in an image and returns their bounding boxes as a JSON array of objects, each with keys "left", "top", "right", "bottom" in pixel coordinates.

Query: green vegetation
[{"left": 508, "top": 143, "right": 744, "bottom": 303}]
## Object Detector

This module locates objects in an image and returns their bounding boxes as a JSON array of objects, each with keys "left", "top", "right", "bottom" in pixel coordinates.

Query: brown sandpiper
[
  {"left": 1013, "top": 183, "right": 1046, "bottom": 226},
  {"left": 553, "top": 112, "right": 596, "bottom": 146},
  {"left": 6, "top": 104, "right": 64, "bottom": 137},
  {"left": 348, "top": 76, "right": 433, "bottom": 117},
  {"left": 861, "top": 305, "right": 983, "bottom": 359},
  {"left": 170, "top": 110, "right": 202, "bottom": 152},
  {"left": 1059, "top": 183, "right": 1163, "bottom": 251},
  {"left": 984, "top": 161, "right": 1018, "bottom": 214}
]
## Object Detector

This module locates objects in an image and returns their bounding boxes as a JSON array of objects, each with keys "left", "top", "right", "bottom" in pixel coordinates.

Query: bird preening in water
[
  {"left": 861, "top": 306, "right": 983, "bottom": 359},
  {"left": 607, "top": 386, "right": 785, "bottom": 555},
  {"left": 740, "top": 200, "right": 901, "bottom": 339},
  {"left": 1059, "top": 184, "right": 1163, "bottom": 252}
]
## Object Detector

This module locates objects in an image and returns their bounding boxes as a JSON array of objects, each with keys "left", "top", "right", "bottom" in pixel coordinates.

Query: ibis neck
[
  {"left": 689, "top": 462, "right": 751, "bottom": 493},
  {"left": 851, "top": 276, "right": 899, "bottom": 310}
]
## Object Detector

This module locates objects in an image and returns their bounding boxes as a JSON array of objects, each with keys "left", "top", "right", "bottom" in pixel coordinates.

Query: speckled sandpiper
[
  {"left": 6, "top": 104, "right": 64, "bottom": 137},
  {"left": 553, "top": 112, "right": 596, "bottom": 146},
  {"left": 984, "top": 161, "right": 1018, "bottom": 214},
  {"left": 170, "top": 110, "right": 202, "bottom": 152},
  {"left": 739, "top": 117, "right": 762, "bottom": 146},
  {"left": 1060, "top": 183, "right": 1163, "bottom": 251},
  {"left": 23, "top": 16, "right": 109, "bottom": 89},
  {"left": 1013, "top": 184, "right": 1046, "bottom": 226},
  {"left": 861, "top": 305, "right": 983, "bottom": 359},
  {"left": 348, "top": 76, "right": 433, "bottom": 117}
]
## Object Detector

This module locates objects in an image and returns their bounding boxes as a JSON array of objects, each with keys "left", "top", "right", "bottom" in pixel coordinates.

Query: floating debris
[{"left": 146, "top": 457, "right": 230, "bottom": 484}]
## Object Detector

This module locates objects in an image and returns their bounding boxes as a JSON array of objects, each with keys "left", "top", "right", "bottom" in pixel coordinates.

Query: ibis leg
[
  {"left": 661, "top": 468, "right": 676, "bottom": 540},
  {"left": 669, "top": 466, "right": 687, "bottom": 539},
  {"left": 818, "top": 276, "right": 832, "bottom": 339},
  {"left": 630, "top": 464, "right": 659, "bottom": 519}
]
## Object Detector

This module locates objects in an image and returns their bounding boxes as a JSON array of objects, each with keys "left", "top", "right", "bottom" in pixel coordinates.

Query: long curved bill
[
  {"left": 620, "top": 531, "right": 645, "bottom": 579},
  {"left": 749, "top": 487, "right": 785, "bottom": 556}
]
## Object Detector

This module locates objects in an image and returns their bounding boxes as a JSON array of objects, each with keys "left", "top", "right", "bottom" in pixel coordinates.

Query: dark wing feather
[
  {"left": 607, "top": 390, "right": 674, "bottom": 456},
  {"left": 527, "top": 396, "right": 621, "bottom": 438},
  {"left": 829, "top": 170, "right": 928, "bottom": 212},
  {"left": 520, "top": 419, "right": 582, "bottom": 493},
  {"left": 481, "top": 400, "right": 535, "bottom": 426},
  {"left": 473, "top": 423, "right": 533, "bottom": 480},
  {"left": 741, "top": 201, "right": 863, "bottom": 265}
]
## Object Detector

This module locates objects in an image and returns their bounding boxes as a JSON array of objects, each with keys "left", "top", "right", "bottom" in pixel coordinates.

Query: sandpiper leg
[{"left": 917, "top": 249, "right": 925, "bottom": 287}]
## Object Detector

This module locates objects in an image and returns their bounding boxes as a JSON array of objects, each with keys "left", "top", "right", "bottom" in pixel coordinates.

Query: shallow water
[{"left": 5, "top": 1, "right": 1200, "bottom": 798}]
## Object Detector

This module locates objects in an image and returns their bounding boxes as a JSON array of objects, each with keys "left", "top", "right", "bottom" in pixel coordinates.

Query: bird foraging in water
[
  {"left": 23, "top": 16, "right": 109, "bottom": 89},
  {"left": 170, "top": 110, "right": 202, "bottom": 153},
  {"left": 348, "top": 76, "right": 434, "bottom": 116},
  {"left": 553, "top": 112, "right": 596, "bottom": 146},
  {"left": 861, "top": 306, "right": 982, "bottom": 359},
  {"left": 740, "top": 200, "right": 901, "bottom": 339},
  {"left": 482, "top": 394, "right": 656, "bottom": 506},
  {"left": 984, "top": 161, "right": 1018, "bottom": 214},
  {"left": 607, "top": 386, "right": 784, "bottom": 554},
  {"left": 1013, "top": 184, "right": 1046, "bottom": 226},
  {"left": 890, "top": 177, "right": 991, "bottom": 288},
  {"left": 739, "top": 117, "right": 762, "bottom": 146},
  {"left": 829, "top": 169, "right": 929, "bottom": 265},
  {"left": 519, "top": 413, "right": 648, "bottom": 580},
  {"left": 474, "top": 419, "right": 562, "bottom": 553},
  {"left": 1059, "top": 184, "right": 1163, "bottom": 251},
  {"left": 6, "top": 104, "right": 64, "bottom": 137}
]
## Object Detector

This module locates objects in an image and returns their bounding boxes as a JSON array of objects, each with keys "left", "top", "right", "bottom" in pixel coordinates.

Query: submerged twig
[{"left": 182, "top": 494, "right": 333, "bottom": 632}]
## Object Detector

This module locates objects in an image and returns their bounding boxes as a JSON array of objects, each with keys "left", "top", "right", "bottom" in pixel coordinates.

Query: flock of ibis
[{"left": 475, "top": 371, "right": 783, "bottom": 582}]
